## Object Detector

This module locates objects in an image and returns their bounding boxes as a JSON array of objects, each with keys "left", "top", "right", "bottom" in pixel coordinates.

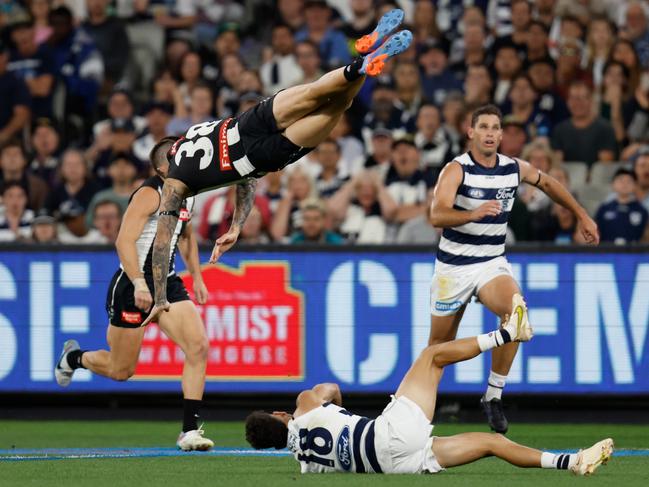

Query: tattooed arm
[
  {"left": 142, "top": 178, "right": 189, "bottom": 326},
  {"left": 209, "top": 178, "right": 257, "bottom": 263}
]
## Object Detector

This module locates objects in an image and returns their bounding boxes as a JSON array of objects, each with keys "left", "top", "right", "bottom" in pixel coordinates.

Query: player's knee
[
  {"left": 185, "top": 336, "right": 209, "bottom": 362},
  {"left": 420, "top": 344, "right": 443, "bottom": 366}
]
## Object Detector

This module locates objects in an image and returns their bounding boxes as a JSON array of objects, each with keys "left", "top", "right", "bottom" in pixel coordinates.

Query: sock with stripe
[
  {"left": 66, "top": 350, "right": 87, "bottom": 370},
  {"left": 343, "top": 57, "right": 365, "bottom": 81},
  {"left": 541, "top": 452, "right": 577, "bottom": 469},
  {"left": 484, "top": 370, "right": 507, "bottom": 401},
  {"left": 476, "top": 329, "right": 512, "bottom": 352}
]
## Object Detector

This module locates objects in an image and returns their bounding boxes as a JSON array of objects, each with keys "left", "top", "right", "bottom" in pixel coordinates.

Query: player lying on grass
[
  {"left": 141, "top": 9, "right": 411, "bottom": 327},
  {"left": 245, "top": 294, "right": 613, "bottom": 476},
  {"left": 54, "top": 156, "right": 213, "bottom": 451}
]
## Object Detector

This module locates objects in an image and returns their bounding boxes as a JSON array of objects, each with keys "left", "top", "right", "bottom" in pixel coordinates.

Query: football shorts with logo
[
  {"left": 429, "top": 256, "right": 515, "bottom": 316},
  {"left": 105, "top": 270, "right": 190, "bottom": 328}
]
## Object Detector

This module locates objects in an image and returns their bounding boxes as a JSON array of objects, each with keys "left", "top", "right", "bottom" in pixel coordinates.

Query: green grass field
[{"left": 1, "top": 421, "right": 647, "bottom": 487}]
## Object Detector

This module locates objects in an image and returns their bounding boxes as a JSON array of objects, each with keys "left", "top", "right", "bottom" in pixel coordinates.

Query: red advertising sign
[{"left": 134, "top": 262, "right": 304, "bottom": 380}]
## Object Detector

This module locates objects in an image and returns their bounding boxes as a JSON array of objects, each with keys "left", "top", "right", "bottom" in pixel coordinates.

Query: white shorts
[
  {"left": 374, "top": 395, "right": 444, "bottom": 474},
  {"left": 430, "top": 256, "right": 515, "bottom": 316}
]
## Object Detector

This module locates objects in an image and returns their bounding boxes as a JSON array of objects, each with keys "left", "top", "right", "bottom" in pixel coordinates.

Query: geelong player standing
[
  {"left": 428, "top": 105, "right": 599, "bottom": 433},
  {"left": 55, "top": 155, "right": 214, "bottom": 451}
]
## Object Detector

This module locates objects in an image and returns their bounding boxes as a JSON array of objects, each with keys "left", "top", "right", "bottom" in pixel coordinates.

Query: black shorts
[
  {"left": 105, "top": 270, "right": 190, "bottom": 328},
  {"left": 237, "top": 94, "right": 313, "bottom": 173}
]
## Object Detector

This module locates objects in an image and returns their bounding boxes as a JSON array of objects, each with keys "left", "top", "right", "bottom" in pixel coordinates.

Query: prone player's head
[
  {"left": 245, "top": 410, "right": 290, "bottom": 450},
  {"left": 468, "top": 104, "right": 503, "bottom": 157},
  {"left": 149, "top": 136, "right": 180, "bottom": 178}
]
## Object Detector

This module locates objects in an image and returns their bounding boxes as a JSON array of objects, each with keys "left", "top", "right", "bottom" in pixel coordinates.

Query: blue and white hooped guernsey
[{"left": 436, "top": 151, "right": 520, "bottom": 265}]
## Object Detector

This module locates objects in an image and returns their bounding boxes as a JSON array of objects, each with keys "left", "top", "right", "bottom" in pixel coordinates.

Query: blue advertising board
[{"left": 0, "top": 247, "right": 647, "bottom": 394}]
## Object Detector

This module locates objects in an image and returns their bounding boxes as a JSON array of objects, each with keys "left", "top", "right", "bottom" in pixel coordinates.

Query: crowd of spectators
[{"left": 1, "top": 0, "right": 649, "bottom": 246}]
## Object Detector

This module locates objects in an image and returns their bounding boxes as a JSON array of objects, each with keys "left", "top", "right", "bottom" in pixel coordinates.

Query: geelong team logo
[{"left": 133, "top": 262, "right": 304, "bottom": 380}]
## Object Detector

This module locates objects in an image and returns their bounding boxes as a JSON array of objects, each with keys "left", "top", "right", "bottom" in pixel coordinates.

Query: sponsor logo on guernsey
[
  {"left": 218, "top": 118, "right": 233, "bottom": 171},
  {"left": 468, "top": 188, "right": 485, "bottom": 199},
  {"left": 121, "top": 311, "right": 142, "bottom": 324},
  {"left": 336, "top": 426, "right": 352, "bottom": 471},
  {"left": 169, "top": 136, "right": 185, "bottom": 159},
  {"left": 435, "top": 300, "right": 463, "bottom": 312},
  {"left": 496, "top": 188, "right": 516, "bottom": 200},
  {"left": 179, "top": 208, "right": 190, "bottom": 222}
]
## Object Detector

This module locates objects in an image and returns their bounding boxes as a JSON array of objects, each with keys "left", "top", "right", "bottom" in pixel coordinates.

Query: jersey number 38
[{"left": 174, "top": 121, "right": 219, "bottom": 170}]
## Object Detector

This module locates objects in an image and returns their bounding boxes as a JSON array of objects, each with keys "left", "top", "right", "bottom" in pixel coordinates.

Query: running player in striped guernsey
[
  {"left": 246, "top": 305, "right": 613, "bottom": 476},
  {"left": 142, "top": 10, "right": 412, "bottom": 327},
  {"left": 428, "top": 105, "right": 599, "bottom": 433},
  {"left": 54, "top": 154, "right": 214, "bottom": 451}
]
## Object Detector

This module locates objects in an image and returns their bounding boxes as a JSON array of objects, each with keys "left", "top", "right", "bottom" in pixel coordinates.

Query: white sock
[
  {"left": 541, "top": 452, "right": 577, "bottom": 469},
  {"left": 476, "top": 330, "right": 511, "bottom": 352},
  {"left": 484, "top": 370, "right": 507, "bottom": 401}
]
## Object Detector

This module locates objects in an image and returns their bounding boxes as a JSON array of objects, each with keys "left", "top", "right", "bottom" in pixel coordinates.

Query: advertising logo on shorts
[{"left": 134, "top": 262, "right": 304, "bottom": 380}]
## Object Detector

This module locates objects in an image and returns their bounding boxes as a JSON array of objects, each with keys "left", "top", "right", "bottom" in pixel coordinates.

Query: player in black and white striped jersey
[{"left": 54, "top": 154, "right": 214, "bottom": 452}]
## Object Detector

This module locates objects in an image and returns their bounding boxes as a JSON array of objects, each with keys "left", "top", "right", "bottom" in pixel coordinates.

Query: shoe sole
[
  {"left": 583, "top": 438, "right": 614, "bottom": 475},
  {"left": 355, "top": 9, "right": 404, "bottom": 54},
  {"left": 361, "top": 30, "right": 413, "bottom": 77},
  {"left": 178, "top": 442, "right": 214, "bottom": 452}
]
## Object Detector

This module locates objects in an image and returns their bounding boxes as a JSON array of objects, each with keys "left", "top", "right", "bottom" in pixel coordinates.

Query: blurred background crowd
[{"left": 0, "top": 0, "right": 648, "bottom": 247}]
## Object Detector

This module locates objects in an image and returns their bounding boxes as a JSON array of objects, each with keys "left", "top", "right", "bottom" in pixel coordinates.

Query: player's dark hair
[
  {"left": 471, "top": 105, "right": 503, "bottom": 127},
  {"left": 245, "top": 411, "right": 289, "bottom": 450},
  {"left": 149, "top": 136, "right": 180, "bottom": 177}
]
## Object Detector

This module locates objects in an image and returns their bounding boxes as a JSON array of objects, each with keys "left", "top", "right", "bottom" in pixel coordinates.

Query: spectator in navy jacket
[{"left": 0, "top": 39, "right": 31, "bottom": 145}]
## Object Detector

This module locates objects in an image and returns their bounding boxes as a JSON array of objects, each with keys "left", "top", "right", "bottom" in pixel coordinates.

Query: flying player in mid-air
[
  {"left": 142, "top": 9, "right": 412, "bottom": 327},
  {"left": 245, "top": 295, "right": 613, "bottom": 476}
]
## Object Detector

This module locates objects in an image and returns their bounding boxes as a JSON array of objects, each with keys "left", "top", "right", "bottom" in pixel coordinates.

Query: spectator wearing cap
[
  {"left": 44, "top": 149, "right": 100, "bottom": 224},
  {"left": 31, "top": 213, "right": 58, "bottom": 243},
  {"left": 295, "top": 0, "right": 351, "bottom": 69},
  {"left": 634, "top": 149, "right": 649, "bottom": 210},
  {"left": 414, "top": 103, "right": 454, "bottom": 185},
  {"left": 290, "top": 198, "right": 344, "bottom": 244},
  {"left": 29, "top": 119, "right": 61, "bottom": 186},
  {"left": 295, "top": 39, "right": 323, "bottom": 84},
  {"left": 0, "top": 140, "right": 48, "bottom": 211},
  {"left": 168, "top": 81, "right": 213, "bottom": 135},
  {"left": 527, "top": 58, "right": 570, "bottom": 126},
  {"left": 596, "top": 168, "right": 649, "bottom": 244},
  {"left": 622, "top": 2, "right": 649, "bottom": 69},
  {"left": 552, "top": 81, "right": 617, "bottom": 165},
  {"left": 133, "top": 101, "right": 173, "bottom": 164},
  {"left": 492, "top": 44, "right": 523, "bottom": 106},
  {"left": 361, "top": 127, "right": 394, "bottom": 178},
  {"left": 327, "top": 170, "right": 397, "bottom": 243},
  {"left": 260, "top": 24, "right": 303, "bottom": 96},
  {"left": 82, "top": 0, "right": 130, "bottom": 92},
  {"left": 491, "top": 0, "right": 531, "bottom": 57},
  {"left": 384, "top": 138, "right": 428, "bottom": 241},
  {"left": 419, "top": 38, "right": 462, "bottom": 107},
  {"left": 85, "top": 152, "right": 138, "bottom": 229},
  {"left": 8, "top": 20, "right": 56, "bottom": 118},
  {"left": 91, "top": 199, "right": 122, "bottom": 244},
  {"left": 504, "top": 73, "right": 552, "bottom": 139},
  {"left": 500, "top": 116, "right": 528, "bottom": 158},
  {"left": 0, "top": 39, "right": 31, "bottom": 145},
  {"left": 0, "top": 182, "right": 34, "bottom": 242},
  {"left": 90, "top": 117, "right": 139, "bottom": 187},
  {"left": 313, "top": 138, "right": 349, "bottom": 199},
  {"left": 48, "top": 6, "right": 104, "bottom": 119}
]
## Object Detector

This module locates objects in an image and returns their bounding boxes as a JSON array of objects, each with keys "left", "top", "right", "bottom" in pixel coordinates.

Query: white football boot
[
  {"left": 177, "top": 426, "right": 214, "bottom": 451},
  {"left": 502, "top": 293, "right": 533, "bottom": 342},
  {"left": 570, "top": 438, "right": 614, "bottom": 476},
  {"left": 54, "top": 339, "right": 80, "bottom": 387}
]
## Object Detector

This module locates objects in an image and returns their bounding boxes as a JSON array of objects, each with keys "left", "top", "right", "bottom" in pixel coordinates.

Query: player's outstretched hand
[
  {"left": 577, "top": 214, "right": 600, "bottom": 245},
  {"left": 193, "top": 278, "right": 209, "bottom": 305},
  {"left": 470, "top": 200, "right": 502, "bottom": 221},
  {"left": 141, "top": 301, "right": 171, "bottom": 327},
  {"left": 209, "top": 229, "right": 240, "bottom": 263}
]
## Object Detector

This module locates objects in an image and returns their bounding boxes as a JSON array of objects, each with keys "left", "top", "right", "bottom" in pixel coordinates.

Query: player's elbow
[{"left": 428, "top": 207, "right": 442, "bottom": 227}]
